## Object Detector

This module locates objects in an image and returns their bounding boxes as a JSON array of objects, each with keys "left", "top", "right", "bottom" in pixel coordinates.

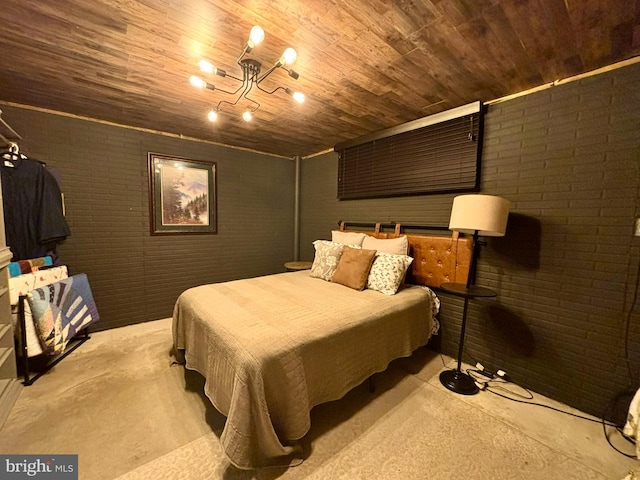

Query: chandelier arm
[
  {"left": 239, "top": 65, "right": 262, "bottom": 110},
  {"left": 241, "top": 77, "right": 254, "bottom": 97},
  {"left": 256, "top": 64, "right": 280, "bottom": 84},
  {"left": 242, "top": 90, "right": 262, "bottom": 111},
  {"left": 213, "top": 79, "right": 251, "bottom": 110},
  {"left": 213, "top": 84, "right": 246, "bottom": 96},
  {"left": 217, "top": 97, "right": 244, "bottom": 109},
  {"left": 215, "top": 79, "right": 254, "bottom": 110},
  {"left": 224, "top": 73, "right": 245, "bottom": 83},
  {"left": 225, "top": 65, "right": 251, "bottom": 92},
  {"left": 256, "top": 84, "right": 285, "bottom": 95},
  {"left": 221, "top": 70, "right": 252, "bottom": 105},
  {"left": 236, "top": 47, "right": 250, "bottom": 65}
]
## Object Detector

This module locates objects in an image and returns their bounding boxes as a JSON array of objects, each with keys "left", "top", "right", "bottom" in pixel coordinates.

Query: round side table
[{"left": 284, "top": 261, "right": 312, "bottom": 272}]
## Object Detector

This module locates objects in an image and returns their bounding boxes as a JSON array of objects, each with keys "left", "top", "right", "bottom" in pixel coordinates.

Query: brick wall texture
[
  {"left": 299, "top": 62, "right": 640, "bottom": 419},
  {"left": 2, "top": 61, "right": 639, "bottom": 419},
  {"left": 1, "top": 105, "right": 295, "bottom": 331}
]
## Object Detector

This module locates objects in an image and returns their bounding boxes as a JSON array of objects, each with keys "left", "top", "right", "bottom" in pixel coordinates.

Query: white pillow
[
  {"left": 331, "top": 230, "right": 367, "bottom": 247},
  {"left": 362, "top": 235, "right": 409, "bottom": 255},
  {"left": 310, "top": 240, "right": 345, "bottom": 281},
  {"left": 367, "top": 253, "right": 414, "bottom": 295}
]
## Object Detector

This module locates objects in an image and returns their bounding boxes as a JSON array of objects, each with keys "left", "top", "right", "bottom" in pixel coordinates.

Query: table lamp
[{"left": 440, "top": 194, "right": 510, "bottom": 394}]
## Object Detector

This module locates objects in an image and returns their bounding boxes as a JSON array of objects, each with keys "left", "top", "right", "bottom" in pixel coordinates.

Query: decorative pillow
[
  {"left": 361, "top": 235, "right": 409, "bottom": 255},
  {"left": 331, "top": 230, "right": 367, "bottom": 247},
  {"left": 331, "top": 246, "right": 377, "bottom": 291},
  {"left": 310, "top": 240, "right": 345, "bottom": 281},
  {"left": 367, "top": 253, "right": 414, "bottom": 295}
]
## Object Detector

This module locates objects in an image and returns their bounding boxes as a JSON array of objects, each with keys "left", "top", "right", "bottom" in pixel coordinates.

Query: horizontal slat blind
[{"left": 337, "top": 112, "right": 482, "bottom": 199}]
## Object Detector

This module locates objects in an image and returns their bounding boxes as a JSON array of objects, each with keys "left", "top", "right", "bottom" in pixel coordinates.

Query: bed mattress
[{"left": 172, "top": 270, "right": 440, "bottom": 469}]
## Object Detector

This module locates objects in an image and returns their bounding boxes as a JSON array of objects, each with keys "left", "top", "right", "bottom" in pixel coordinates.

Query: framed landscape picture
[{"left": 148, "top": 153, "right": 217, "bottom": 235}]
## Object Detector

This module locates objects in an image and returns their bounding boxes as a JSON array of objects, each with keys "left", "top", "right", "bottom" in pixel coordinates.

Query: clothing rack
[
  {"left": 0, "top": 108, "right": 22, "bottom": 146},
  {"left": 16, "top": 293, "right": 91, "bottom": 386},
  {"left": 2, "top": 110, "right": 84, "bottom": 385},
  {"left": 0, "top": 109, "right": 24, "bottom": 164}
]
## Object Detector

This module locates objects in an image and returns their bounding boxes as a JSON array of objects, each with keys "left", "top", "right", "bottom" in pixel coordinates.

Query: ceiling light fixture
[{"left": 189, "top": 25, "right": 305, "bottom": 122}]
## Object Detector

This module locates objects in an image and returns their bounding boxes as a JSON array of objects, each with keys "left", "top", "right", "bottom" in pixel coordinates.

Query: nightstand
[
  {"left": 439, "top": 283, "right": 497, "bottom": 395},
  {"left": 284, "top": 261, "right": 312, "bottom": 272}
]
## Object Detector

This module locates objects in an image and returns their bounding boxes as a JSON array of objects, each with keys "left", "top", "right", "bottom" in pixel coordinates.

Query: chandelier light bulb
[
  {"left": 281, "top": 48, "right": 297, "bottom": 65},
  {"left": 248, "top": 25, "right": 265, "bottom": 48},
  {"left": 242, "top": 111, "right": 253, "bottom": 122},
  {"left": 292, "top": 91, "right": 305, "bottom": 103},
  {"left": 189, "top": 75, "right": 207, "bottom": 89},
  {"left": 199, "top": 59, "right": 215, "bottom": 74},
  {"left": 207, "top": 109, "right": 218, "bottom": 122}
]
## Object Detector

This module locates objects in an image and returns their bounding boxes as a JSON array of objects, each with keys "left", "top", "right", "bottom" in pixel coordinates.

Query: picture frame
[{"left": 148, "top": 153, "right": 217, "bottom": 235}]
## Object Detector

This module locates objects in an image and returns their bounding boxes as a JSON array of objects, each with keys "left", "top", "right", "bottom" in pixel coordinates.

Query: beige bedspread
[{"left": 172, "top": 270, "right": 440, "bottom": 469}]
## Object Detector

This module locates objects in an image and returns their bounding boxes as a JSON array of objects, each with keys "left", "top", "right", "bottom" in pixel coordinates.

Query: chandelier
[{"left": 189, "top": 26, "right": 305, "bottom": 122}]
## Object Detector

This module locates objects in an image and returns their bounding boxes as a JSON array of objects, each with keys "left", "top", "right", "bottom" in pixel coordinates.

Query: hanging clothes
[{"left": 1, "top": 151, "right": 70, "bottom": 262}]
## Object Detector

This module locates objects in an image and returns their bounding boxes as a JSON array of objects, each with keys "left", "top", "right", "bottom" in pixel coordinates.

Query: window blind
[{"left": 336, "top": 103, "right": 483, "bottom": 200}]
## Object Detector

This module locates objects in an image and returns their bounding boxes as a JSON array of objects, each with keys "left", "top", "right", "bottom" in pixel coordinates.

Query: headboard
[{"left": 338, "top": 221, "right": 473, "bottom": 289}]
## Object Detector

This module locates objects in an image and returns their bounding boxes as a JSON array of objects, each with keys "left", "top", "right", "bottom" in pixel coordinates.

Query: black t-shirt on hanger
[{"left": 1, "top": 156, "right": 71, "bottom": 261}]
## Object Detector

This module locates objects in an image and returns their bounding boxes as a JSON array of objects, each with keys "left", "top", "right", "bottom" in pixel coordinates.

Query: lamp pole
[
  {"left": 466, "top": 229, "right": 480, "bottom": 290},
  {"left": 439, "top": 194, "right": 509, "bottom": 395}
]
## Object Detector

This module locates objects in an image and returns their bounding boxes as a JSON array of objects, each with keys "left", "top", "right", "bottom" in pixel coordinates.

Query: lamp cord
[
  {"left": 601, "top": 390, "right": 638, "bottom": 459},
  {"left": 465, "top": 369, "right": 637, "bottom": 458},
  {"left": 623, "top": 255, "right": 640, "bottom": 383},
  {"left": 437, "top": 355, "right": 637, "bottom": 457}
]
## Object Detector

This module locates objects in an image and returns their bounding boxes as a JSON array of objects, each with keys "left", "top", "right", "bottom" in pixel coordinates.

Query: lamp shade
[{"left": 448, "top": 194, "right": 510, "bottom": 237}]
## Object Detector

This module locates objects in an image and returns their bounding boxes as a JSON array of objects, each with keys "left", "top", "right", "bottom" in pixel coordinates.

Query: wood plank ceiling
[{"left": 0, "top": 0, "right": 638, "bottom": 158}]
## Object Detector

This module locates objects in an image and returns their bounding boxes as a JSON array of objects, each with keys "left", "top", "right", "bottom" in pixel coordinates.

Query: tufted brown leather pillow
[{"left": 331, "top": 246, "right": 377, "bottom": 290}]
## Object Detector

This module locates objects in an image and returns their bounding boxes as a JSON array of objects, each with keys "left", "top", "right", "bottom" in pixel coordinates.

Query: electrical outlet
[{"left": 635, "top": 218, "right": 640, "bottom": 237}]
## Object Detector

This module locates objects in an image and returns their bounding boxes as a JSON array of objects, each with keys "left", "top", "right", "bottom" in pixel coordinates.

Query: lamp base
[{"left": 439, "top": 369, "right": 479, "bottom": 395}]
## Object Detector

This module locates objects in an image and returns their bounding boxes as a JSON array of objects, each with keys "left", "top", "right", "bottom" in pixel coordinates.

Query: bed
[{"left": 172, "top": 223, "right": 473, "bottom": 469}]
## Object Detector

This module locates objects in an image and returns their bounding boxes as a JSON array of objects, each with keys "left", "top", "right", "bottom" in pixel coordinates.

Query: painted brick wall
[
  {"left": 299, "top": 63, "right": 640, "bottom": 418},
  {"left": 1, "top": 105, "right": 295, "bottom": 331},
  {"left": 2, "top": 61, "right": 638, "bottom": 418}
]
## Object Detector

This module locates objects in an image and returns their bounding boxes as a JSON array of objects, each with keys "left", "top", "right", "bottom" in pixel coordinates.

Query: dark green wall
[
  {"left": 1, "top": 105, "right": 296, "bottom": 331},
  {"left": 299, "top": 63, "right": 640, "bottom": 419}
]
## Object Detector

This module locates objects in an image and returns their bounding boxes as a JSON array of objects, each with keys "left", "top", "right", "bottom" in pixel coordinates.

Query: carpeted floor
[{"left": 0, "top": 318, "right": 637, "bottom": 480}]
